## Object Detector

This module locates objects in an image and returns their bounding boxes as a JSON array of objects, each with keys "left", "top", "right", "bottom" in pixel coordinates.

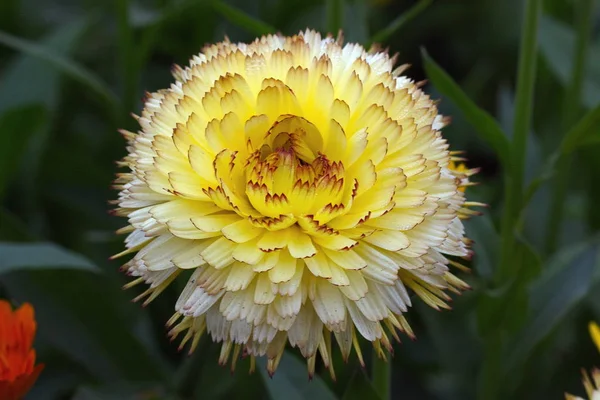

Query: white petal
[
  {"left": 344, "top": 298, "right": 382, "bottom": 341},
  {"left": 311, "top": 279, "right": 346, "bottom": 329}
]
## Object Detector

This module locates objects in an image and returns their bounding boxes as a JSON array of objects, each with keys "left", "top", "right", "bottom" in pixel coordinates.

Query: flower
[
  {"left": 565, "top": 322, "right": 600, "bottom": 400},
  {"left": 591, "top": 322, "right": 600, "bottom": 352},
  {"left": 565, "top": 369, "right": 600, "bottom": 400},
  {"left": 114, "top": 30, "right": 478, "bottom": 376},
  {"left": 0, "top": 300, "right": 44, "bottom": 400}
]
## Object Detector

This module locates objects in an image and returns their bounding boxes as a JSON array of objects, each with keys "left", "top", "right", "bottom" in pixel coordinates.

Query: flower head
[
  {"left": 591, "top": 322, "right": 600, "bottom": 353},
  {"left": 0, "top": 300, "right": 44, "bottom": 400},
  {"left": 565, "top": 322, "right": 600, "bottom": 400},
  {"left": 114, "top": 30, "right": 477, "bottom": 376}
]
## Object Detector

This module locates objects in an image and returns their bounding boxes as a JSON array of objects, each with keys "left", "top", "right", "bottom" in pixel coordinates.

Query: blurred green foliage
[{"left": 1, "top": 0, "right": 599, "bottom": 399}]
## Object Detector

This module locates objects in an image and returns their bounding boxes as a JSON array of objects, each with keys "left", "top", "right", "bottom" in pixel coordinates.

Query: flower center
[
  {"left": 263, "top": 115, "right": 323, "bottom": 164},
  {"left": 244, "top": 115, "right": 347, "bottom": 220}
]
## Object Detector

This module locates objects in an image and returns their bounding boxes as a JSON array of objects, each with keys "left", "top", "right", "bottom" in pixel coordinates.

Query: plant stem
[
  {"left": 544, "top": 0, "right": 594, "bottom": 254},
  {"left": 372, "top": 353, "right": 390, "bottom": 400},
  {"left": 484, "top": 1, "right": 540, "bottom": 399},
  {"left": 326, "top": 0, "right": 343, "bottom": 34},
  {"left": 498, "top": 0, "right": 540, "bottom": 283},
  {"left": 478, "top": 332, "right": 502, "bottom": 400}
]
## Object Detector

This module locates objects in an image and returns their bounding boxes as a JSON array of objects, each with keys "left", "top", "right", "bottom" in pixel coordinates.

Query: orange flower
[{"left": 0, "top": 301, "right": 44, "bottom": 400}]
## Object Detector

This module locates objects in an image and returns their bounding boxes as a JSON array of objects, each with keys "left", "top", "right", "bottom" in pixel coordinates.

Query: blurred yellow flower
[
  {"left": 565, "top": 322, "right": 600, "bottom": 400},
  {"left": 113, "top": 30, "right": 478, "bottom": 376},
  {"left": 591, "top": 322, "right": 600, "bottom": 353}
]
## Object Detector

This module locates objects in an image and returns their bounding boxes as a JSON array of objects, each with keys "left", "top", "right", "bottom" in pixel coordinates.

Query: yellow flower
[
  {"left": 565, "top": 322, "right": 600, "bottom": 400},
  {"left": 448, "top": 157, "right": 483, "bottom": 218},
  {"left": 591, "top": 322, "right": 600, "bottom": 353},
  {"left": 113, "top": 30, "right": 478, "bottom": 377}
]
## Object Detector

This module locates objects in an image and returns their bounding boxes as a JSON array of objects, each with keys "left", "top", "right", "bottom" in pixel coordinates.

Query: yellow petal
[
  {"left": 149, "top": 199, "right": 221, "bottom": 223},
  {"left": 172, "top": 241, "right": 212, "bottom": 269},
  {"left": 232, "top": 239, "right": 264, "bottom": 265},
  {"left": 222, "top": 219, "right": 264, "bottom": 243},
  {"left": 345, "top": 128, "right": 368, "bottom": 167},
  {"left": 287, "top": 228, "right": 317, "bottom": 259},
  {"left": 188, "top": 144, "right": 218, "bottom": 186},
  {"left": 339, "top": 270, "right": 368, "bottom": 300},
  {"left": 347, "top": 159, "right": 376, "bottom": 197},
  {"left": 245, "top": 114, "right": 270, "bottom": 152},
  {"left": 253, "top": 251, "right": 280, "bottom": 272},
  {"left": 322, "top": 248, "right": 366, "bottom": 270},
  {"left": 329, "top": 263, "right": 350, "bottom": 286},
  {"left": 191, "top": 214, "right": 241, "bottom": 232},
  {"left": 365, "top": 208, "right": 427, "bottom": 231},
  {"left": 362, "top": 230, "right": 410, "bottom": 251},
  {"left": 322, "top": 119, "right": 347, "bottom": 162},
  {"left": 167, "top": 219, "right": 220, "bottom": 240},
  {"left": 312, "top": 234, "right": 357, "bottom": 251},
  {"left": 201, "top": 237, "right": 235, "bottom": 269},
  {"left": 268, "top": 251, "right": 297, "bottom": 283},
  {"left": 304, "top": 250, "right": 332, "bottom": 279},
  {"left": 257, "top": 230, "right": 290, "bottom": 252},
  {"left": 329, "top": 99, "right": 350, "bottom": 128},
  {"left": 337, "top": 70, "right": 362, "bottom": 111},
  {"left": 168, "top": 171, "right": 208, "bottom": 200},
  {"left": 256, "top": 83, "right": 301, "bottom": 121}
]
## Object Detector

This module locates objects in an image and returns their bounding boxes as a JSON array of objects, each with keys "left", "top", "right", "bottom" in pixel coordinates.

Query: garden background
[{"left": 1, "top": 0, "right": 599, "bottom": 399}]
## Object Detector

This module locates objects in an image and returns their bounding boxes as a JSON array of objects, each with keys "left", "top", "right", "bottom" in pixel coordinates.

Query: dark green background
[{"left": 0, "top": 0, "right": 599, "bottom": 399}]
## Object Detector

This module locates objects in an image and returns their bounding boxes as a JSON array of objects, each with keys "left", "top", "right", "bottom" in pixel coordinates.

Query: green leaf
[
  {"left": 211, "top": 0, "right": 276, "bottom": 36},
  {"left": 326, "top": 0, "right": 343, "bottom": 34},
  {"left": 476, "top": 237, "right": 541, "bottom": 336},
  {"left": 522, "top": 152, "right": 559, "bottom": 209},
  {"left": 0, "top": 105, "right": 46, "bottom": 197},
  {"left": 538, "top": 15, "right": 600, "bottom": 109},
  {"left": 496, "top": 84, "right": 542, "bottom": 187},
  {"left": 417, "top": 296, "right": 481, "bottom": 392},
  {"left": 523, "top": 104, "right": 600, "bottom": 207},
  {"left": 561, "top": 103, "right": 600, "bottom": 154},
  {"left": 26, "top": 362, "right": 86, "bottom": 400},
  {"left": 369, "top": 0, "right": 432, "bottom": 45},
  {"left": 0, "top": 17, "right": 92, "bottom": 114},
  {"left": 421, "top": 49, "right": 511, "bottom": 168},
  {"left": 0, "top": 19, "right": 95, "bottom": 234},
  {"left": 504, "top": 240, "right": 599, "bottom": 374},
  {"left": 464, "top": 214, "right": 499, "bottom": 280},
  {"left": 258, "top": 353, "right": 337, "bottom": 400},
  {"left": 72, "top": 383, "right": 169, "bottom": 400},
  {"left": 0, "top": 208, "right": 32, "bottom": 241},
  {"left": 2, "top": 270, "right": 169, "bottom": 383},
  {"left": 0, "top": 242, "right": 99, "bottom": 274},
  {"left": 342, "top": 1, "right": 368, "bottom": 44},
  {"left": 0, "top": 29, "right": 119, "bottom": 115},
  {"left": 342, "top": 368, "right": 382, "bottom": 400}
]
